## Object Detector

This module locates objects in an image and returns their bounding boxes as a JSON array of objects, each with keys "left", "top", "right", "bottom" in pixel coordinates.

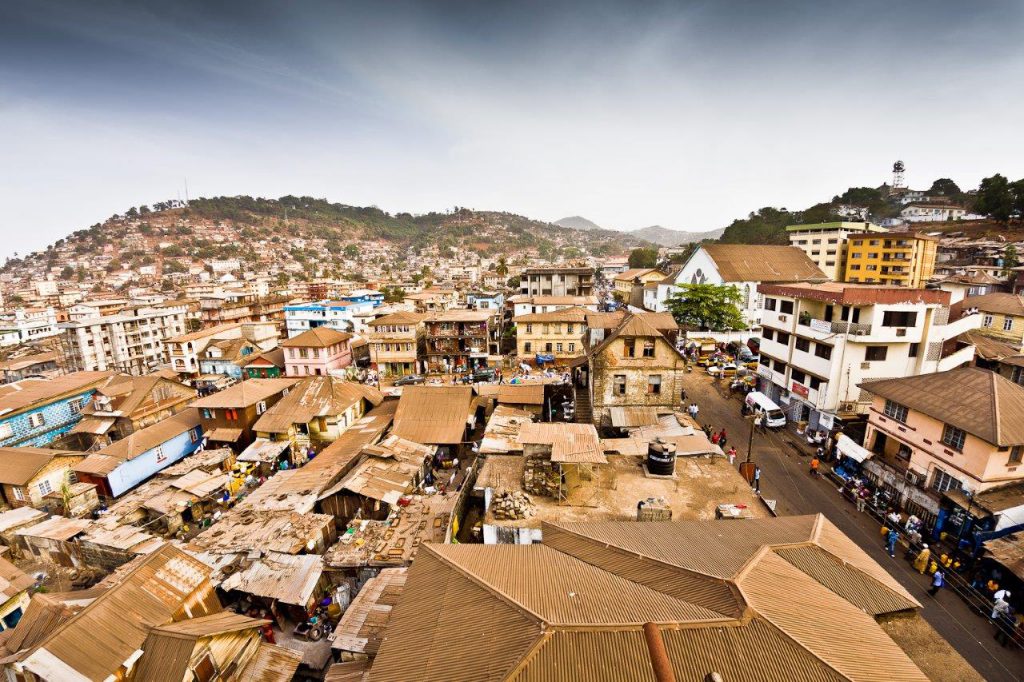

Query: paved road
[{"left": 684, "top": 371, "right": 1024, "bottom": 682}]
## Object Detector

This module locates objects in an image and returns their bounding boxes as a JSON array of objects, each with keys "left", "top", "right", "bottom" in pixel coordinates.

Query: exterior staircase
[{"left": 574, "top": 385, "right": 594, "bottom": 424}]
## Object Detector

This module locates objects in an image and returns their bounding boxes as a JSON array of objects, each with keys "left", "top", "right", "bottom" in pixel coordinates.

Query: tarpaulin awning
[
  {"left": 205, "top": 427, "right": 244, "bottom": 443},
  {"left": 69, "top": 417, "right": 115, "bottom": 436},
  {"left": 836, "top": 434, "right": 872, "bottom": 463}
]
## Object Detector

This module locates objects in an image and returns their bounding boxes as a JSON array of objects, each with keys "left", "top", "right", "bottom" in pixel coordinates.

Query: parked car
[
  {"left": 394, "top": 374, "right": 426, "bottom": 386},
  {"left": 473, "top": 367, "right": 497, "bottom": 382},
  {"left": 707, "top": 363, "right": 738, "bottom": 377}
]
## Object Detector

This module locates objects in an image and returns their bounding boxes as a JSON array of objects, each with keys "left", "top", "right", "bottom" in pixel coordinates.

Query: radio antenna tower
[{"left": 892, "top": 160, "right": 905, "bottom": 190}]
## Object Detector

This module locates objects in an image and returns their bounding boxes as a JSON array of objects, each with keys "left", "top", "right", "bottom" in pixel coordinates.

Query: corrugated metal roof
[
  {"left": 371, "top": 516, "right": 931, "bottom": 682},
  {"left": 239, "top": 642, "right": 303, "bottom": 682},
  {"left": 739, "top": 551, "right": 927, "bottom": 681},
  {"left": 0, "top": 447, "right": 82, "bottom": 486},
  {"left": 331, "top": 567, "right": 407, "bottom": 655},
  {"left": 702, "top": 243, "right": 828, "bottom": 282},
  {"left": 95, "top": 410, "right": 201, "bottom": 461},
  {"left": 281, "top": 326, "right": 352, "bottom": 348},
  {"left": 191, "top": 378, "right": 299, "bottom": 409},
  {"left": 479, "top": 405, "right": 534, "bottom": 455},
  {"left": 0, "top": 506, "right": 46, "bottom": 532},
  {"left": 392, "top": 386, "right": 473, "bottom": 445},
  {"left": 253, "top": 376, "right": 383, "bottom": 434},
  {"left": 205, "top": 426, "right": 243, "bottom": 443},
  {"left": 608, "top": 406, "right": 660, "bottom": 428},
  {"left": 0, "top": 556, "right": 34, "bottom": 601},
  {"left": 237, "top": 437, "right": 290, "bottom": 463},
  {"left": 340, "top": 435, "right": 431, "bottom": 503},
  {"left": 860, "top": 367, "right": 1024, "bottom": 446},
  {"left": 20, "top": 544, "right": 218, "bottom": 682},
  {"left": 220, "top": 551, "right": 323, "bottom": 606},
  {"left": 775, "top": 545, "right": 918, "bottom": 615},
  {"left": 497, "top": 383, "right": 545, "bottom": 406},
  {"left": 325, "top": 660, "right": 371, "bottom": 682},
  {"left": 17, "top": 515, "right": 93, "bottom": 541}
]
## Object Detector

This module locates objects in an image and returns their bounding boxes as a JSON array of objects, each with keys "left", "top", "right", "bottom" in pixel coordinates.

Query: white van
[{"left": 745, "top": 391, "right": 786, "bottom": 429}]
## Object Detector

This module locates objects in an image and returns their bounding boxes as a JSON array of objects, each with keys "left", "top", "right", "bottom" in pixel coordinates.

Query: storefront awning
[
  {"left": 206, "top": 427, "right": 244, "bottom": 443},
  {"left": 836, "top": 434, "right": 873, "bottom": 463}
]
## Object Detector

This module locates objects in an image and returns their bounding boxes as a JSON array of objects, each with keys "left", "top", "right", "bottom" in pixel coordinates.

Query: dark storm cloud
[{"left": 1, "top": 0, "right": 1022, "bottom": 257}]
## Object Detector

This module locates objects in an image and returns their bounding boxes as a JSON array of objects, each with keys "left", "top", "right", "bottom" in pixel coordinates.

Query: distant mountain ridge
[
  {"left": 554, "top": 216, "right": 603, "bottom": 231},
  {"left": 555, "top": 216, "right": 723, "bottom": 246},
  {"left": 631, "top": 225, "right": 725, "bottom": 246}
]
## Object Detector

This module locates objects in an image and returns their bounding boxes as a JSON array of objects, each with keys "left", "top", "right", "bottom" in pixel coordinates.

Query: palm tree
[{"left": 496, "top": 256, "right": 508, "bottom": 277}]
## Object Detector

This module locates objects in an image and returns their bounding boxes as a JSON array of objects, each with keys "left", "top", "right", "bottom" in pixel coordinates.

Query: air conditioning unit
[
  {"left": 905, "top": 471, "right": 920, "bottom": 485},
  {"left": 838, "top": 402, "right": 856, "bottom": 412},
  {"left": 860, "top": 362, "right": 871, "bottom": 369},
  {"left": 778, "top": 314, "right": 788, "bottom": 322},
  {"left": 854, "top": 330, "right": 867, "bottom": 336},
  {"left": 895, "top": 328, "right": 907, "bottom": 337}
]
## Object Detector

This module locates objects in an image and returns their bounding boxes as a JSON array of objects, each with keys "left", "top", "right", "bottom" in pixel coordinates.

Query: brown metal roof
[
  {"left": 608, "top": 406, "right": 660, "bottom": 428},
  {"left": 219, "top": 551, "right": 323, "bottom": 606},
  {"left": 860, "top": 367, "right": 1024, "bottom": 446},
  {"left": 0, "top": 371, "right": 113, "bottom": 416},
  {"left": 702, "top": 244, "right": 828, "bottom": 282},
  {"left": 392, "top": 386, "right": 473, "bottom": 445},
  {"left": 238, "top": 643, "right": 303, "bottom": 682},
  {"left": 20, "top": 544, "right": 218, "bottom": 682},
  {"left": 331, "top": 567, "right": 407, "bottom": 656},
  {"left": 370, "top": 515, "right": 927, "bottom": 682},
  {"left": 0, "top": 447, "right": 83, "bottom": 485},
  {"left": 512, "top": 306, "right": 590, "bottom": 324},
  {"left": 0, "top": 556, "right": 34, "bottom": 601},
  {"left": 281, "top": 326, "right": 353, "bottom": 348},
  {"left": 95, "top": 410, "right": 201, "bottom": 462},
  {"left": 367, "top": 311, "right": 428, "bottom": 326},
  {"left": 497, "top": 383, "right": 545, "bottom": 406},
  {"left": 191, "top": 378, "right": 299, "bottom": 409},
  {"left": 253, "top": 376, "right": 383, "bottom": 434}
]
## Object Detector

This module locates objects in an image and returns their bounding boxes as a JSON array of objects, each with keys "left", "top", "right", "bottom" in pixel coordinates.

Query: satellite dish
[{"left": 893, "top": 160, "right": 905, "bottom": 173}]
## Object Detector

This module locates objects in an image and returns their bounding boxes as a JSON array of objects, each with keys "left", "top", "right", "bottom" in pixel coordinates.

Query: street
[{"left": 683, "top": 370, "right": 1024, "bottom": 682}]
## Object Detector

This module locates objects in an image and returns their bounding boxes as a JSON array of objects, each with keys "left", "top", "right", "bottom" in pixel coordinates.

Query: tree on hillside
[
  {"left": 667, "top": 283, "right": 746, "bottom": 331},
  {"left": 929, "top": 178, "right": 962, "bottom": 197},
  {"left": 628, "top": 247, "right": 659, "bottom": 268},
  {"left": 495, "top": 256, "right": 508, "bottom": 277},
  {"left": 1003, "top": 244, "right": 1019, "bottom": 277},
  {"left": 975, "top": 174, "right": 1014, "bottom": 221}
]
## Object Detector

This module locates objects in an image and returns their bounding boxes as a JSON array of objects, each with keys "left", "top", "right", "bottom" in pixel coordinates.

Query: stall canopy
[{"left": 836, "top": 434, "right": 873, "bottom": 463}]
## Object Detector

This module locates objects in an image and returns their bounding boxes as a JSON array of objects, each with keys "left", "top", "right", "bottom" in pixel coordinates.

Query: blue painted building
[
  {"left": 73, "top": 410, "right": 203, "bottom": 497},
  {"left": 466, "top": 292, "right": 506, "bottom": 310},
  {"left": 284, "top": 300, "right": 374, "bottom": 337},
  {"left": 341, "top": 289, "right": 385, "bottom": 308},
  {"left": 0, "top": 372, "right": 113, "bottom": 448},
  {"left": 198, "top": 338, "right": 258, "bottom": 381}
]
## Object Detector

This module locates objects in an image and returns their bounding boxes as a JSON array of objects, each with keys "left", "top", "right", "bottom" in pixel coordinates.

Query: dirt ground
[{"left": 878, "top": 612, "right": 985, "bottom": 682}]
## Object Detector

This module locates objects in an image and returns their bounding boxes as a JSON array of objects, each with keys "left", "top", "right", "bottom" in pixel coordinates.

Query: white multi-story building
[
  {"left": 645, "top": 245, "right": 827, "bottom": 327},
  {"left": 785, "top": 222, "right": 888, "bottom": 281},
  {"left": 163, "top": 321, "right": 279, "bottom": 376},
  {"left": 62, "top": 304, "right": 189, "bottom": 374},
  {"left": 754, "top": 282, "right": 979, "bottom": 430},
  {"left": 284, "top": 300, "right": 375, "bottom": 337},
  {"left": 0, "top": 307, "right": 61, "bottom": 347},
  {"left": 900, "top": 204, "right": 984, "bottom": 223}
]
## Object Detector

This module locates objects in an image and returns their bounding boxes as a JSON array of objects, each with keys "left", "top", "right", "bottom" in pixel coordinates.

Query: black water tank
[{"left": 647, "top": 438, "right": 676, "bottom": 476}]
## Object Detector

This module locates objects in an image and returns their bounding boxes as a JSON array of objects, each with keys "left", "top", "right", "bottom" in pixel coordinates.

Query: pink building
[
  {"left": 282, "top": 327, "right": 353, "bottom": 377},
  {"left": 859, "top": 367, "right": 1024, "bottom": 536}
]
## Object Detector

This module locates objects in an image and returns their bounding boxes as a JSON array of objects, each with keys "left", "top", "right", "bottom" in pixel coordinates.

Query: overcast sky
[{"left": 2, "top": 0, "right": 1023, "bottom": 258}]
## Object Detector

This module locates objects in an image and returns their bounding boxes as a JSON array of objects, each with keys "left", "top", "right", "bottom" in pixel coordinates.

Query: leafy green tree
[
  {"left": 929, "top": 178, "right": 962, "bottom": 197},
  {"left": 628, "top": 247, "right": 659, "bottom": 268},
  {"left": 495, "top": 256, "right": 508, "bottom": 277},
  {"left": 343, "top": 245, "right": 359, "bottom": 258},
  {"left": 60, "top": 265, "right": 74, "bottom": 279},
  {"left": 975, "top": 174, "right": 1014, "bottom": 221},
  {"left": 667, "top": 283, "right": 746, "bottom": 331}
]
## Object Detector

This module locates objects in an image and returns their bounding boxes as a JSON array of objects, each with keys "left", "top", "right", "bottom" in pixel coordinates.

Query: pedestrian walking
[
  {"left": 718, "top": 429, "right": 728, "bottom": 449},
  {"left": 855, "top": 487, "right": 868, "bottom": 513},
  {"left": 809, "top": 455, "right": 820, "bottom": 477},
  {"left": 886, "top": 528, "right": 899, "bottom": 558},
  {"left": 753, "top": 466, "right": 761, "bottom": 493},
  {"left": 913, "top": 544, "right": 932, "bottom": 574},
  {"left": 928, "top": 569, "right": 945, "bottom": 597},
  {"left": 727, "top": 446, "right": 737, "bottom": 466},
  {"left": 991, "top": 589, "right": 1012, "bottom": 619},
  {"left": 680, "top": 387, "right": 687, "bottom": 403},
  {"left": 754, "top": 411, "right": 764, "bottom": 433},
  {"left": 711, "top": 431, "right": 721, "bottom": 445}
]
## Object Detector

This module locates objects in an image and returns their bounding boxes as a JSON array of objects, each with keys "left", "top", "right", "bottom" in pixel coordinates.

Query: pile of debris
[{"left": 490, "top": 490, "right": 535, "bottom": 520}]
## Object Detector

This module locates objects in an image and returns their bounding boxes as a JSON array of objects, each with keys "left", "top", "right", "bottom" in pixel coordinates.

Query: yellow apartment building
[
  {"left": 843, "top": 231, "right": 938, "bottom": 288},
  {"left": 953, "top": 293, "right": 1024, "bottom": 344},
  {"left": 514, "top": 306, "right": 589, "bottom": 363}
]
